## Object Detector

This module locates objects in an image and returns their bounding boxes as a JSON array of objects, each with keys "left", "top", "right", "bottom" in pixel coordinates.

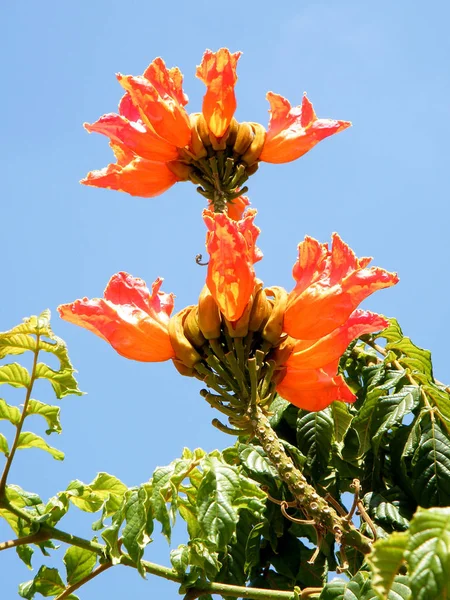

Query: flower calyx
[
  {"left": 169, "top": 282, "right": 293, "bottom": 433},
  {"left": 182, "top": 115, "right": 265, "bottom": 212}
]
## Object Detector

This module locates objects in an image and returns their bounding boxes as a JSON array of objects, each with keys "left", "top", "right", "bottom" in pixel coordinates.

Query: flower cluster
[
  {"left": 82, "top": 48, "right": 350, "bottom": 212},
  {"left": 61, "top": 48, "right": 398, "bottom": 419},
  {"left": 59, "top": 213, "right": 397, "bottom": 412}
]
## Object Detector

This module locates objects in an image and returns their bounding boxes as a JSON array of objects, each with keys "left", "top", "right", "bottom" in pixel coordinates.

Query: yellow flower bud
[
  {"left": 169, "top": 307, "right": 202, "bottom": 367},
  {"left": 198, "top": 286, "right": 222, "bottom": 339},
  {"left": 262, "top": 286, "right": 288, "bottom": 345}
]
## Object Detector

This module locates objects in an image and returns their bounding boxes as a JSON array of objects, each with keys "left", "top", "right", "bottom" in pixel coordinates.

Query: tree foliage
[{"left": 1, "top": 312, "right": 450, "bottom": 599}]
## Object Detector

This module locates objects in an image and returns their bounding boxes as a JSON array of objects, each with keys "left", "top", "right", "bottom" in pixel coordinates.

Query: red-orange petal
[
  {"left": 226, "top": 195, "right": 250, "bottom": 221},
  {"left": 117, "top": 73, "right": 191, "bottom": 148},
  {"left": 260, "top": 92, "right": 351, "bottom": 164},
  {"left": 143, "top": 58, "right": 189, "bottom": 107},
  {"left": 196, "top": 48, "right": 242, "bottom": 138},
  {"left": 203, "top": 208, "right": 262, "bottom": 322},
  {"left": 84, "top": 113, "right": 179, "bottom": 162},
  {"left": 81, "top": 144, "right": 179, "bottom": 198},
  {"left": 276, "top": 360, "right": 355, "bottom": 412},
  {"left": 58, "top": 273, "right": 175, "bottom": 362},
  {"left": 284, "top": 234, "right": 399, "bottom": 340},
  {"left": 287, "top": 310, "right": 388, "bottom": 370}
]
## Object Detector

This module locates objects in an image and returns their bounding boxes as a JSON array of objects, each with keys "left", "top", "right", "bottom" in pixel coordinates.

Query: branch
[
  {"left": 0, "top": 333, "right": 41, "bottom": 497},
  {"left": 1, "top": 521, "right": 320, "bottom": 600},
  {"left": 0, "top": 530, "right": 52, "bottom": 551},
  {"left": 54, "top": 562, "right": 113, "bottom": 600}
]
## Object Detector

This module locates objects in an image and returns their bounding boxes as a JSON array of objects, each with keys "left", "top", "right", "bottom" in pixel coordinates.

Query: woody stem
[{"left": 246, "top": 359, "right": 372, "bottom": 556}]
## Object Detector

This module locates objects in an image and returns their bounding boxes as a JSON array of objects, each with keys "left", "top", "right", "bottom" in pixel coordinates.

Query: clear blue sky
[{"left": 1, "top": 1, "right": 450, "bottom": 597}]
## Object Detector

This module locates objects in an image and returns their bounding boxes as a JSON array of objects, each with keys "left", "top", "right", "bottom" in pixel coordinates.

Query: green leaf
[
  {"left": 197, "top": 456, "right": 240, "bottom": 549},
  {"left": 19, "top": 565, "right": 78, "bottom": 599},
  {"left": 412, "top": 415, "right": 450, "bottom": 506},
  {"left": 363, "top": 490, "right": 413, "bottom": 532},
  {"left": 238, "top": 443, "right": 279, "bottom": 482},
  {"left": 0, "top": 432, "right": 9, "bottom": 456},
  {"left": 372, "top": 387, "right": 420, "bottom": 452},
  {"left": 331, "top": 401, "right": 353, "bottom": 445},
  {"left": 268, "top": 396, "right": 290, "bottom": 428},
  {"left": 368, "top": 531, "right": 409, "bottom": 597},
  {"left": 26, "top": 400, "right": 62, "bottom": 434},
  {"left": 17, "top": 432, "right": 64, "bottom": 461},
  {"left": 296, "top": 408, "right": 333, "bottom": 469},
  {"left": 0, "top": 333, "right": 39, "bottom": 359},
  {"left": 0, "top": 363, "right": 30, "bottom": 388},
  {"left": 122, "top": 486, "right": 149, "bottom": 577},
  {"left": 34, "top": 363, "right": 82, "bottom": 399},
  {"left": 0, "top": 397, "right": 21, "bottom": 424},
  {"left": 170, "top": 545, "right": 190, "bottom": 575},
  {"left": 63, "top": 546, "right": 97, "bottom": 585},
  {"left": 244, "top": 521, "right": 264, "bottom": 575},
  {"left": 151, "top": 455, "right": 200, "bottom": 542},
  {"left": 320, "top": 571, "right": 369, "bottom": 599},
  {"left": 67, "top": 473, "right": 127, "bottom": 514},
  {"left": 2, "top": 311, "right": 52, "bottom": 338},
  {"left": 406, "top": 507, "right": 450, "bottom": 600},
  {"left": 385, "top": 335, "right": 433, "bottom": 379},
  {"left": 16, "top": 544, "right": 34, "bottom": 569}
]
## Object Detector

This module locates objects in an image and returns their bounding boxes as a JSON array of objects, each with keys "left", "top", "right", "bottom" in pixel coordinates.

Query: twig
[
  {"left": 0, "top": 333, "right": 41, "bottom": 497},
  {"left": 0, "top": 530, "right": 52, "bottom": 552},
  {"left": 54, "top": 562, "right": 113, "bottom": 600}
]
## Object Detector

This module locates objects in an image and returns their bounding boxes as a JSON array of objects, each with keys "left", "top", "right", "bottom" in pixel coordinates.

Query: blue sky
[{"left": 1, "top": 0, "right": 450, "bottom": 597}]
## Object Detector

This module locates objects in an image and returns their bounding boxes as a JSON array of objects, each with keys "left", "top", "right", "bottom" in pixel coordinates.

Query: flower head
[
  {"left": 58, "top": 272, "right": 175, "bottom": 362},
  {"left": 82, "top": 49, "right": 350, "bottom": 210},
  {"left": 196, "top": 49, "right": 242, "bottom": 138},
  {"left": 284, "top": 233, "right": 399, "bottom": 340},
  {"left": 203, "top": 207, "right": 262, "bottom": 322},
  {"left": 276, "top": 310, "right": 389, "bottom": 411}
]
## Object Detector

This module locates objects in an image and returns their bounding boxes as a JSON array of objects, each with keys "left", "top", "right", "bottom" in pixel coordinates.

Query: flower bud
[
  {"left": 169, "top": 307, "right": 202, "bottom": 367},
  {"left": 269, "top": 335, "right": 296, "bottom": 367},
  {"left": 167, "top": 160, "right": 193, "bottom": 181},
  {"left": 225, "top": 118, "right": 239, "bottom": 147},
  {"left": 198, "top": 285, "right": 222, "bottom": 339},
  {"left": 172, "top": 357, "right": 195, "bottom": 377},
  {"left": 233, "top": 122, "right": 254, "bottom": 155},
  {"left": 262, "top": 286, "right": 288, "bottom": 345},
  {"left": 242, "top": 123, "right": 266, "bottom": 165},
  {"left": 189, "top": 113, "right": 208, "bottom": 159},
  {"left": 184, "top": 306, "right": 206, "bottom": 348},
  {"left": 224, "top": 298, "right": 253, "bottom": 338},
  {"left": 248, "top": 280, "right": 271, "bottom": 332}
]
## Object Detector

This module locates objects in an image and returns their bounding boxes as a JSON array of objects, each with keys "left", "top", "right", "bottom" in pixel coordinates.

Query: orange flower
[
  {"left": 203, "top": 207, "right": 262, "bottom": 322},
  {"left": 116, "top": 63, "right": 191, "bottom": 148},
  {"left": 84, "top": 93, "right": 180, "bottom": 162},
  {"left": 58, "top": 272, "right": 175, "bottom": 362},
  {"left": 83, "top": 50, "right": 350, "bottom": 204},
  {"left": 196, "top": 48, "right": 242, "bottom": 138},
  {"left": 81, "top": 142, "right": 179, "bottom": 197},
  {"left": 276, "top": 361, "right": 355, "bottom": 412},
  {"left": 276, "top": 310, "right": 388, "bottom": 411},
  {"left": 284, "top": 233, "right": 399, "bottom": 340},
  {"left": 285, "top": 309, "right": 388, "bottom": 370},
  {"left": 260, "top": 93, "right": 351, "bottom": 164}
]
